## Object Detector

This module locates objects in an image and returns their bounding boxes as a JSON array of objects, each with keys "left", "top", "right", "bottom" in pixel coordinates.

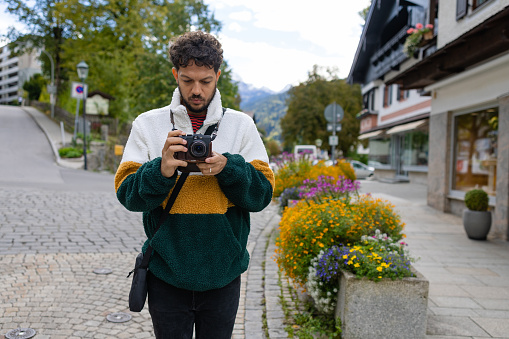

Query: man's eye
[
  {"left": 183, "top": 80, "right": 192, "bottom": 83},
  {"left": 202, "top": 81, "right": 211, "bottom": 84}
]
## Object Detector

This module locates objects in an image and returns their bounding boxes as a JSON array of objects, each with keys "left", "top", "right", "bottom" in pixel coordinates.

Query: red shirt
[{"left": 188, "top": 114, "right": 206, "bottom": 133}]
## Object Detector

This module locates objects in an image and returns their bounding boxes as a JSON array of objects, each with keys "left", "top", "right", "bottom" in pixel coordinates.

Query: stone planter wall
[{"left": 335, "top": 268, "right": 429, "bottom": 339}]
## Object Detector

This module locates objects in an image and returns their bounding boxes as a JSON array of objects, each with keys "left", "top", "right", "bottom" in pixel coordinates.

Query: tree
[
  {"left": 23, "top": 73, "right": 46, "bottom": 100},
  {"left": 4, "top": 0, "right": 92, "bottom": 102},
  {"left": 359, "top": 2, "right": 371, "bottom": 25},
  {"left": 4, "top": 0, "right": 240, "bottom": 123},
  {"left": 280, "top": 65, "right": 362, "bottom": 157}
]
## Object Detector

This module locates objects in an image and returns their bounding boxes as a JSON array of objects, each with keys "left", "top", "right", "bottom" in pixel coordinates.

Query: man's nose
[{"left": 191, "top": 82, "right": 202, "bottom": 96}]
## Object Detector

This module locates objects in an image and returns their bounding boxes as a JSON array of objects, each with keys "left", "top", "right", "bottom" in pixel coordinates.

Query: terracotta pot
[{"left": 423, "top": 31, "right": 433, "bottom": 40}]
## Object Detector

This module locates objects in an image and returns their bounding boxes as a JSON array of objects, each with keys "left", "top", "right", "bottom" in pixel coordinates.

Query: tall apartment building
[{"left": 0, "top": 44, "right": 41, "bottom": 104}]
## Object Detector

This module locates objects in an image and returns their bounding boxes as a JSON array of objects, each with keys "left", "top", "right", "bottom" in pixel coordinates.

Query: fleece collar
[{"left": 168, "top": 87, "right": 223, "bottom": 133}]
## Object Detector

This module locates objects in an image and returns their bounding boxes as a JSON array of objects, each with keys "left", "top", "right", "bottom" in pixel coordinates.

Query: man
[{"left": 114, "top": 31, "right": 274, "bottom": 338}]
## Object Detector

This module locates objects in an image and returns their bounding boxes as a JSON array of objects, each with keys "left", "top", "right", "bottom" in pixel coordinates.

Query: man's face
[{"left": 172, "top": 61, "right": 221, "bottom": 115}]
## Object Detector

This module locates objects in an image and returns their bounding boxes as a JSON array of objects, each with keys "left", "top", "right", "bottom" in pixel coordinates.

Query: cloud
[
  {"left": 228, "top": 22, "right": 243, "bottom": 32},
  {"left": 204, "top": 1, "right": 372, "bottom": 91},
  {"left": 210, "top": 1, "right": 371, "bottom": 56},
  {"left": 229, "top": 10, "right": 252, "bottom": 22},
  {"left": 218, "top": 35, "right": 352, "bottom": 92}
]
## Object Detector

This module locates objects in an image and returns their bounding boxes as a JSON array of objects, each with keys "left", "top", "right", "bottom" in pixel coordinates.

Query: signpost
[
  {"left": 71, "top": 82, "right": 88, "bottom": 141},
  {"left": 324, "top": 102, "right": 344, "bottom": 164}
]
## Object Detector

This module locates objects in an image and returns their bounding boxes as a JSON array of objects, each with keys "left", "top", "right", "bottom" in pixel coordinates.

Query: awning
[
  {"left": 358, "top": 130, "right": 384, "bottom": 140},
  {"left": 386, "top": 120, "right": 427, "bottom": 134}
]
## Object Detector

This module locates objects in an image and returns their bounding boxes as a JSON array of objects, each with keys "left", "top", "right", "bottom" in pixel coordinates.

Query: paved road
[{"left": 0, "top": 105, "right": 283, "bottom": 339}]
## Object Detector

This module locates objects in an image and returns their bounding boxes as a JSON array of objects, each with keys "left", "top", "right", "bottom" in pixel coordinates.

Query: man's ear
[
  {"left": 216, "top": 69, "right": 221, "bottom": 81},
  {"left": 172, "top": 67, "right": 179, "bottom": 82}
]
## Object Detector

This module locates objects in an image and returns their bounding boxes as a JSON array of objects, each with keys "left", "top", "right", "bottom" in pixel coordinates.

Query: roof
[
  {"left": 348, "top": 1, "right": 428, "bottom": 85},
  {"left": 87, "top": 90, "right": 115, "bottom": 100}
]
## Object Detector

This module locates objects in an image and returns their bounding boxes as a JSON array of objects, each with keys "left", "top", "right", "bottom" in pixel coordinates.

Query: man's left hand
[{"left": 197, "top": 152, "right": 227, "bottom": 175}]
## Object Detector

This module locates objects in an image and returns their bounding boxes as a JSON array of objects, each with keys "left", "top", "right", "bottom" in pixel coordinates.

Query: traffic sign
[
  {"left": 71, "top": 81, "right": 88, "bottom": 99},
  {"left": 324, "top": 102, "right": 344, "bottom": 123},
  {"left": 329, "top": 135, "right": 338, "bottom": 146}
]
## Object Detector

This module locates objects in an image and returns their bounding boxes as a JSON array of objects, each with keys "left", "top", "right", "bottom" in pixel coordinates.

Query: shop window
[
  {"left": 368, "top": 138, "right": 391, "bottom": 167},
  {"left": 403, "top": 131, "right": 429, "bottom": 166},
  {"left": 453, "top": 107, "right": 498, "bottom": 196}
]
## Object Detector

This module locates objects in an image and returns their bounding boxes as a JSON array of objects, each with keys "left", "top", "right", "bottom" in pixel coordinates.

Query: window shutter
[{"left": 456, "top": 0, "right": 468, "bottom": 20}]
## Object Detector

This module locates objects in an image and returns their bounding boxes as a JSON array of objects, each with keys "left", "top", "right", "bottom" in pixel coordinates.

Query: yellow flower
[
  {"left": 348, "top": 260, "right": 353, "bottom": 265},
  {"left": 354, "top": 263, "right": 360, "bottom": 268},
  {"left": 342, "top": 255, "right": 348, "bottom": 259},
  {"left": 376, "top": 266, "right": 383, "bottom": 272}
]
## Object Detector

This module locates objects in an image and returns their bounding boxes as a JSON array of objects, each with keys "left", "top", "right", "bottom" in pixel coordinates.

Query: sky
[{"left": 0, "top": 0, "right": 371, "bottom": 93}]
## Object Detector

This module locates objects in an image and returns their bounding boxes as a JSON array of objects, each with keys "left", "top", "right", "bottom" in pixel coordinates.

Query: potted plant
[
  {"left": 403, "top": 23, "right": 434, "bottom": 57},
  {"left": 463, "top": 188, "right": 491, "bottom": 240}
]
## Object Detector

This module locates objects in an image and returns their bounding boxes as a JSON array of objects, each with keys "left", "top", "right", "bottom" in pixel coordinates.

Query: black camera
[{"left": 174, "top": 134, "right": 213, "bottom": 172}]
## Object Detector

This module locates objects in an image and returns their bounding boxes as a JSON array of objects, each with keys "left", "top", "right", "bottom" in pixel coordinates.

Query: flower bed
[
  {"left": 276, "top": 196, "right": 405, "bottom": 287},
  {"left": 273, "top": 158, "right": 428, "bottom": 337}
]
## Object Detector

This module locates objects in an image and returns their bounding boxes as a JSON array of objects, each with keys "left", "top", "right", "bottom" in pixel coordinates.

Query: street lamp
[{"left": 77, "top": 61, "right": 89, "bottom": 170}]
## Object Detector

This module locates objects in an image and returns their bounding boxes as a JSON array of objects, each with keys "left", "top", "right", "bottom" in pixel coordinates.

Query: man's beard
[{"left": 179, "top": 84, "right": 217, "bottom": 114}]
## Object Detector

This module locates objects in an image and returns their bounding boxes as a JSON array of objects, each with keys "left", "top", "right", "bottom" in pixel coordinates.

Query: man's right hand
[{"left": 161, "top": 130, "right": 188, "bottom": 178}]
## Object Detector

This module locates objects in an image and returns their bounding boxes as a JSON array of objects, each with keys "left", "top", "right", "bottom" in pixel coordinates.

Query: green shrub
[
  {"left": 59, "top": 147, "right": 83, "bottom": 158},
  {"left": 464, "top": 189, "right": 489, "bottom": 211}
]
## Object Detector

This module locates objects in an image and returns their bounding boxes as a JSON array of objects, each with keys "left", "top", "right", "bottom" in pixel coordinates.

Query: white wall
[
  {"left": 438, "top": 0, "right": 509, "bottom": 48},
  {"left": 428, "top": 52, "right": 509, "bottom": 113},
  {"left": 377, "top": 86, "right": 430, "bottom": 126}
]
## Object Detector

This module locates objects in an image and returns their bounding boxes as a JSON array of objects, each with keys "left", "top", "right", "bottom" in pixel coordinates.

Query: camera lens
[{"left": 190, "top": 140, "right": 207, "bottom": 157}]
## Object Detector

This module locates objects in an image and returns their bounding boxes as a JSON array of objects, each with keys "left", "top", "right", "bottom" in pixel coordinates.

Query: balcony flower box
[{"left": 335, "top": 268, "right": 429, "bottom": 339}]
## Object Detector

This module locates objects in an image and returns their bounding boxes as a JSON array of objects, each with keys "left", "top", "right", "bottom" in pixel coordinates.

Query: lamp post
[
  {"left": 40, "top": 49, "right": 55, "bottom": 119},
  {"left": 77, "top": 61, "right": 89, "bottom": 170}
]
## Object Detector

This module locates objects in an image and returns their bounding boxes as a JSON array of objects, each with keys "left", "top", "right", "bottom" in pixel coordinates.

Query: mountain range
[{"left": 238, "top": 82, "right": 290, "bottom": 141}]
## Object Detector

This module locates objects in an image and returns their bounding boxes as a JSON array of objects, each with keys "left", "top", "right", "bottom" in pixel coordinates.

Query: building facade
[
  {"left": 348, "top": 1, "right": 434, "bottom": 185},
  {"left": 0, "top": 44, "right": 41, "bottom": 105},
  {"left": 352, "top": 0, "right": 509, "bottom": 240}
]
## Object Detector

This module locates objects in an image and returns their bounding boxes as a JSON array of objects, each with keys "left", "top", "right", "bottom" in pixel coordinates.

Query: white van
[{"left": 294, "top": 145, "right": 318, "bottom": 161}]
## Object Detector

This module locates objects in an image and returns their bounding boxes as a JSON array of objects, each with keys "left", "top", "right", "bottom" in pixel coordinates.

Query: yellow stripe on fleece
[
  {"left": 251, "top": 159, "right": 275, "bottom": 191},
  {"left": 164, "top": 175, "right": 232, "bottom": 214},
  {"left": 114, "top": 161, "right": 142, "bottom": 192}
]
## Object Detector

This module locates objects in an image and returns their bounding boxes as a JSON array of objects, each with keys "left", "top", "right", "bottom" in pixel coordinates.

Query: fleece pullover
[{"left": 115, "top": 88, "right": 274, "bottom": 291}]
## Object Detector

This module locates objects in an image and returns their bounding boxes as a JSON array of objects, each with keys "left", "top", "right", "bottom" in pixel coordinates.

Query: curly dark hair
[{"left": 168, "top": 31, "right": 223, "bottom": 73}]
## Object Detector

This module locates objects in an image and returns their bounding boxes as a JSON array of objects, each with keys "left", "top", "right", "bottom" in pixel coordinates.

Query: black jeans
[{"left": 147, "top": 272, "right": 241, "bottom": 339}]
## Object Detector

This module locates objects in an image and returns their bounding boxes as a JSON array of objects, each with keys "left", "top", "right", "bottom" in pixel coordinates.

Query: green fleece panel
[
  {"left": 216, "top": 153, "right": 273, "bottom": 212},
  {"left": 144, "top": 208, "right": 250, "bottom": 291},
  {"left": 118, "top": 153, "right": 273, "bottom": 291},
  {"left": 117, "top": 157, "right": 177, "bottom": 212}
]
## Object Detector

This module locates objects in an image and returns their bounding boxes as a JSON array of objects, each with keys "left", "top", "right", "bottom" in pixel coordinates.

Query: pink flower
[
  {"left": 407, "top": 28, "right": 415, "bottom": 34},
  {"left": 415, "top": 23, "right": 423, "bottom": 29},
  {"left": 425, "top": 24, "right": 434, "bottom": 29}
]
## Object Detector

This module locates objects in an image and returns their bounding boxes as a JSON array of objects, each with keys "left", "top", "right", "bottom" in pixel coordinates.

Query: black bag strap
[
  {"left": 139, "top": 107, "right": 226, "bottom": 269},
  {"left": 140, "top": 171, "right": 188, "bottom": 268}
]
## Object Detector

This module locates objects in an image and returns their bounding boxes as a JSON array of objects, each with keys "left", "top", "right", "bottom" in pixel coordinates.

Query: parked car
[{"left": 348, "top": 160, "right": 375, "bottom": 179}]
